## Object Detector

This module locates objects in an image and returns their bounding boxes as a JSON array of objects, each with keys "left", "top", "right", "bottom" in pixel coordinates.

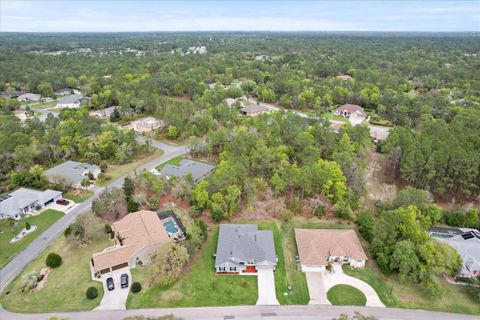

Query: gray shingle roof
[
  {"left": 44, "top": 160, "right": 100, "bottom": 186},
  {"left": 434, "top": 230, "right": 480, "bottom": 276},
  {"left": 160, "top": 159, "right": 215, "bottom": 183},
  {"left": 0, "top": 188, "right": 62, "bottom": 218},
  {"left": 215, "top": 224, "right": 277, "bottom": 267},
  {"left": 57, "top": 94, "right": 85, "bottom": 105}
]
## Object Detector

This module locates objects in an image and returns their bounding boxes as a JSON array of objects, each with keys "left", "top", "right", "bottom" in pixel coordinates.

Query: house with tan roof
[
  {"left": 295, "top": 229, "right": 367, "bottom": 272},
  {"left": 91, "top": 210, "right": 172, "bottom": 276}
]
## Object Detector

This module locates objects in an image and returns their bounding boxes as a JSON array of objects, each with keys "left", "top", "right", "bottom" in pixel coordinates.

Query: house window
[
  {"left": 219, "top": 267, "right": 226, "bottom": 272},
  {"left": 229, "top": 267, "right": 236, "bottom": 272}
]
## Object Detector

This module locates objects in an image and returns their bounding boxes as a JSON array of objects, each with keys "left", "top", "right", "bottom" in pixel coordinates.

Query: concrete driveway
[
  {"left": 305, "top": 264, "right": 384, "bottom": 307},
  {"left": 94, "top": 268, "right": 131, "bottom": 310},
  {"left": 256, "top": 269, "right": 279, "bottom": 305}
]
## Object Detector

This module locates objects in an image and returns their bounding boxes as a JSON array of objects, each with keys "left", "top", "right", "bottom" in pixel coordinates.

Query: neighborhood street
[
  {"left": 0, "top": 140, "right": 188, "bottom": 293},
  {"left": 1, "top": 304, "right": 480, "bottom": 320}
]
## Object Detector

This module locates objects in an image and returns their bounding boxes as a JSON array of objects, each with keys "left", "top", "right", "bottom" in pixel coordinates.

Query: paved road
[
  {"left": 0, "top": 140, "right": 187, "bottom": 293},
  {"left": 1, "top": 304, "right": 479, "bottom": 320}
]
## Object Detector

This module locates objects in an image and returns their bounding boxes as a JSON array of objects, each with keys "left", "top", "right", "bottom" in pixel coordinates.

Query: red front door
[{"left": 245, "top": 265, "right": 256, "bottom": 273}]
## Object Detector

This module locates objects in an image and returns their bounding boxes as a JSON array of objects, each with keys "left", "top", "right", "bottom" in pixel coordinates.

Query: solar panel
[
  {"left": 0, "top": 194, "right": 11, "bottom": 202},
  {"left": 461, "top": 232, "right": 475, "bottom": 240}
]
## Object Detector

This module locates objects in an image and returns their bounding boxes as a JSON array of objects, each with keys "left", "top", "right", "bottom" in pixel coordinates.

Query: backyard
[
  {"left": 1, "top": 213, "right": 108, "bottom": 312},
  {"left": 0, "top": 209, "right": 64, "bottom": 268},
  {"left": 96, "top": 149, "right": 164, "bottom": 186},
  {"left": 155, "top": 155, "right": 183, "bottom": 171}
]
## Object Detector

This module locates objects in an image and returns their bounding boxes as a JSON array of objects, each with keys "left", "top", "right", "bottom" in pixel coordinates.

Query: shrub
[
  {"left": 356, "top": 211, "right": 375, "bottom": 242},
  {"left": 25, "top": 222, "right": 31, "bottom": 230},
  {"left": 333, "top": 201, "right": 353, "bottom": 220},
  {"left": 64, "top": 226, "right": 72, "bottom": 237},
  {"left": 86, "top": 286, "right": 98, "bottom": 299},
  {"left": 130, "top": 281, "right": 142, "bottom": 293},
  {"left": 127, "top": 199, "right": 139, "bottom": 213},
  {"left": 46, "top": 253, "right": 62, "bottom": 268},
  {"left": 104, "top": 224, "right": 112, "bottom": 234}
]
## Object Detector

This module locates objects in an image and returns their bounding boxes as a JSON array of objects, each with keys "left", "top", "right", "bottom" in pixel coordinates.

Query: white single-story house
[
  {"left": 0, "top": 188, "right": 63, "bottom": 219},
  {"left": 17, "top": 93, "right": 41, "bottom": 102},
  {"left": 89, "top": 106, "right": 118, "bottom": 119},
  {"left": 295, "top": 229, "right": 368, "bottom": 272},
  {"left": 56, "top": 94, "right": 86, "bottom": 108},
  {"left": 44, "top": 160, "right": 101, "bottom": 189}
]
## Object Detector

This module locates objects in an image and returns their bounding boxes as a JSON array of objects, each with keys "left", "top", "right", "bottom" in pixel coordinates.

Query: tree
[
  {"left": 37, "top": 82, "right": 53, "bottom": 97},
  {"left": 123, "top": 177, "right": 135, "bottom": 201},
  {"left": 191, "top": 181, "right": 209, "bottom": 211},
  {"left": 127, "top": 199, "right": 139, "bottom": 212},
  {"left": 151, "top": 243, "right": 189, "bottom": 286},
  {"left": 130, "top": 281, "right": 142, "bottom": 293},
  {"left": 46, "top": 253, "right": 62, "bottom": 268},
  {"left": 333, "top": 201, "right": 353, "bottom": 220},
  {"left": 92, "top": 188, "right": 128, "bottom": 220},
  {"left": 167, "top": 125, "right": 179, "bottom": 139},
  {"left": 21, "top": 271, "right": 39, "bottom": 290},
  {"left": 25, "top": 222, "right": 31, "bottom": 230},
  {"left": 86, "top": 287, "right": 98, "bottom": 299},
  {"left": 80, "top": 176, "right": 91, "bottom": 189},
  {"left": 356, "top": 211, "right": 375, "bottom": 242},
  {"left": 210, "top": 192, "right": 226, "bottom": 222},
  {"left": 392, "top": 187, "right": 430, "bottom": 209}
]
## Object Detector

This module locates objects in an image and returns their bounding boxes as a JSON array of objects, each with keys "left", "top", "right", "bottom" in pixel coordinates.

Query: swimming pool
[
  {"left": 163, "top": 220, "right": 179, "bottom": 234},
  {"left": 430, "top": 232, "right": 453, "bottom": 239}
]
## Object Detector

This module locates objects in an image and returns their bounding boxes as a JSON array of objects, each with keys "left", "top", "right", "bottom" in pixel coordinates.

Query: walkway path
[{"left": 308, "top": 264, "right": 384, "bottom": 307}]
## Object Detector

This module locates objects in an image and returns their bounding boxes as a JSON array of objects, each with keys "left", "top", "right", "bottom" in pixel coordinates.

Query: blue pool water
[{"left": 164, "top": 221, "right": 178, "bottom": 234}]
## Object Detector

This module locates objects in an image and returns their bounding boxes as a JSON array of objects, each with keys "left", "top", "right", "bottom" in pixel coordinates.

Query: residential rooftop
[{"left": 160, "top": 159, "right": 215, "bottom": 183}]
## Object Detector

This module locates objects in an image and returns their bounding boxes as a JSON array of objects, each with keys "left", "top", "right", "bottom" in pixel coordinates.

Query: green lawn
[
  {"left": 63, "top": 190, "right": 93, "bottom": 203},
  {"left": 321, "top": 112, "right": 348, "bottom": 123},
  {"left": 0, "top": 209, "right": 64, "bottom": 268},
  {"left": 96, "top": 149, "right": 164, "bottom": 186},
  {"left": 1, "top": 213, "right": 108, "bottom": 312},
  {"left": 126, "top": 227, "right": 258, "bottom": 308},
  {"left": 343, "top": 265, "right": 480, "bottom": 315},
  {"left": 327, "top": 284, "right": 366, "bottom": 306},
  {"left": 155, "top": 155, "right": 183, "bottom": 170},
  {"left": 30, "top": 100, "right": 58, "bottom": 109}
]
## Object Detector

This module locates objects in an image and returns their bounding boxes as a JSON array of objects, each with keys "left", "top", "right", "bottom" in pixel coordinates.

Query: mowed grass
[
  {"left": 64, "top": 190, "right": 93, "bottom": 203},
  {"left": 0, "top": 209, "right": 64, "bottom": 268},
  {"left": 257, "top": 220, "right": 309, "bottom": 305},
  {"left": 154, "top": 155, "right": 183, "bottom": 170},
  {"left": 343, "top": 263, "right": 480, "bottom": 314},
  {"left": 127, "top": 227, "right": 258, "bottom": 308},
  {"left": 96, "top": 149, "right": 164, "bottom": 186},
  {"left": 30, "top": 100, "right": 58, "bottom": 109},
  {"left": 321, "top": 112, "right": 348, "bottom": 123},
  {"left": 1, "top": 213, "right": 108, "bottom": 312},
  {"left": 327, "top": 284, "right": 366, "bottom": 306}
]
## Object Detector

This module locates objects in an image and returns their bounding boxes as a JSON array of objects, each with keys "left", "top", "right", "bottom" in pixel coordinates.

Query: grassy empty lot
[
  {"left": 1, "top": 213, "right": 108, "bottom": 312},
  {"left": 64, "top": 190, "right": 93, "bottom": 203},
  {"left": 127, "top": 227, "right": 258, "bottom": 308},
  {"left": 0, "top": 209, "right": 64, "bottom": 268},
  {"left": 327, "top": 284, "right": 366, "bottom": 306},
  {"left": 343, "top": 265, "right": 480, "bottom": 315},
  {"left": 96, "top": 149, "right": 164, "bottom": 186}
]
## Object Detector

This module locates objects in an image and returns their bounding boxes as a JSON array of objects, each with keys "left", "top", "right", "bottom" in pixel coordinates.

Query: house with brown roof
[
  {"left": 91, "top": 210, "right": 171, "bottom": 276},
  {"left": 333, "top": 104, "right": 367, "bottom": 125},
  {"left": 294, "top": 229, "right": 367, "bottom": 272}
]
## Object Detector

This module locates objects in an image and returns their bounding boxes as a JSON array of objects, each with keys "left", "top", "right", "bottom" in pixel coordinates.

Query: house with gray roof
[
  {"left": 430, "top": 227, "right": 480, "bottom": 278},
  {"left": 240, "top": 103, "right": 269, "bottom": 116},
  {"left": 44, "top": 160, "right": 101, "bottom": 189},
  {"left": 17, "top": 93, "right": 41, "bottom": 102},
  {"left": 0, "top": 188, "right": 62, "bottom": 219},
  {"left": 55, "top": 88, "right": 72, "bottom": 96},
  {"left": 215, "top": 224, "right": 277, "bottom": 274},
  {"left": 158, "top": 159, "right": 215, "bottom": 184},
  {"left": 56, "top": 94, "right": 86, "bottom": 108}
]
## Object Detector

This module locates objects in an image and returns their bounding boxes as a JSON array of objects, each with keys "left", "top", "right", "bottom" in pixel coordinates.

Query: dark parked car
[
  {"left": 56, "top": 199, "right": 70, "bottom": 205},
  {"left": 106, "top": 277, "right": 114, "bottom": 291},
  {"left": 120, "top": 273, "right": 129, "bottom": 288}
]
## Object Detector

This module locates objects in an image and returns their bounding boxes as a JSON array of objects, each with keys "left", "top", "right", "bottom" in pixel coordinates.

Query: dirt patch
[
  {"left": 159, "top": 193, "right": 191, "bottom": 211},
  {"left": 33, "top": 267, "right": 50, "bottom": 292},
  {"left": 364, "top": 149, "right": 398, "bottom": 208},
  {"left": 161, "top": 289, "right": 184, "bottom": 301}
]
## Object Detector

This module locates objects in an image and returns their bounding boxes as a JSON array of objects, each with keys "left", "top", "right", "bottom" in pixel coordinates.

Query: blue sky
[{"left": 1, "top": 1, "right": 479, "bottom": 32}]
